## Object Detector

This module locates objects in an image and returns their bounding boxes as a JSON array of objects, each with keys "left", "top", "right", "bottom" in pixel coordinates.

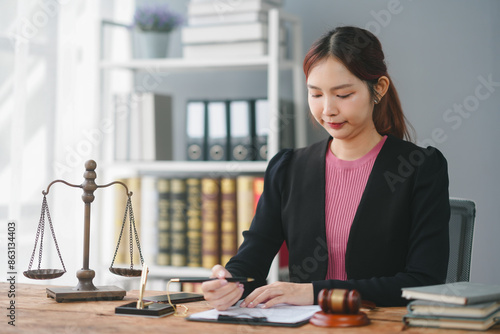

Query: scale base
[{"left": 46, "top": 286, "right": 126, "bottom": 303}]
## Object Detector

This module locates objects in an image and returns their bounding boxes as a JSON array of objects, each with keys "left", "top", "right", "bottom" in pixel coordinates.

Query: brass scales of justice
[{"left": 23, "top": 160, "right": 144, "bottom": 302}]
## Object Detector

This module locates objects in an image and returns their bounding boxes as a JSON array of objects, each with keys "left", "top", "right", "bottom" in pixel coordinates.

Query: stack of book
[
  {"left": 402, "top": 282, "right": 500, "bottom": 331},
  {"left": 186, "top": 98, "right": 294, "bottom": 162},
  {"left": 181, "top": 0, "right": 285, "bottom": 58}
]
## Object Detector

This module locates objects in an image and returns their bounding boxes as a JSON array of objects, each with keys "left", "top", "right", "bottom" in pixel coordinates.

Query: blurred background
[{"left": 1, "top": 0, "right": 499, "bottom": 290}]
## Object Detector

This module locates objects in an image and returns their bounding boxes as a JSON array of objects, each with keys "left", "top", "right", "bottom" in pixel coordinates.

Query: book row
[{"left": 113, "top": 175, "right": 265, "bottom": 270}]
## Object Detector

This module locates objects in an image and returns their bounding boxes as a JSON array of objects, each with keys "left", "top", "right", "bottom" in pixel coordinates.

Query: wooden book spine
[
  {"left": 220, "top": 178, "right": 237, "bottom": 266},
  {"left": 201, "top": 178, "right": 221, "bottom": 269},
  {"left": 186, "top": 178, "right": 202, "bottom": 267},
  {"left": 156, "top": 178, "right": 171, "bottom": 266},
  {"left": 170, "top": 178, "right": 187, "bottom": 267}
]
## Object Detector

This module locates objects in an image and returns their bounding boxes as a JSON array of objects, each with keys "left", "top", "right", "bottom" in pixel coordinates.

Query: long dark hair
[{"left": 303, "top": 26, "right": 413, "bottom": 141}]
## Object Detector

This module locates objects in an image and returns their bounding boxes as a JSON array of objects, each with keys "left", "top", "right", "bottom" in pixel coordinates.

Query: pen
[{"left": 170, "top": 277, "right": 255, "bottom": 283}]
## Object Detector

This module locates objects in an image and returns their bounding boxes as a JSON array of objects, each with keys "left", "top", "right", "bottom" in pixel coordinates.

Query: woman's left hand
[{"left": 239, "top": 282, "right": 314, "bottom": 309}]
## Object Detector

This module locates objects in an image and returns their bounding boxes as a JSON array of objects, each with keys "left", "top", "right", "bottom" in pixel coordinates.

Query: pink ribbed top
[{"left": 324, "top": 136, "right": 387, "bottom": 280}]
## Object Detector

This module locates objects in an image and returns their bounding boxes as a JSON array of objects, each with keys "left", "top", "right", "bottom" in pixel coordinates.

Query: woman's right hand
[{"left": 201, "top": 264, "right": 244, "bottom": 311}]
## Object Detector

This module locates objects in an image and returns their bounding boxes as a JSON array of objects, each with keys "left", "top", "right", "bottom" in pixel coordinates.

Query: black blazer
[{"left": 226, "top": 135, "right": 450, "bottom": 306}]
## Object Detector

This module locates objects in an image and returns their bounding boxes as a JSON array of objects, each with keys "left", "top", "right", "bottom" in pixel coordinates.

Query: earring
[{"left": 374, "top": 98, "right": 379, "bottom": 104}]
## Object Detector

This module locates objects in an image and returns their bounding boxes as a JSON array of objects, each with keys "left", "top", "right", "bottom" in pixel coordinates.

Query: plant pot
[{"left": 132, "top": 30, "right": 171, "bottom": 59}]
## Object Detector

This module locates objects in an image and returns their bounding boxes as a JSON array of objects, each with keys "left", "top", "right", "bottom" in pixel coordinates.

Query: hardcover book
[
  {"left": 186, "top": 178, "right": 203, "bottom": 267},
  {"left": 402, "top": 282, "right": 500, "bottom": 305},
  {"left": 170, "top": 178, "right": 188, "bottom": 267},
  {"left": 139, "top": 176, "right": 158, "bottom": 265},
  {"left": 156, "top": 179, "right": 171, "bottom": 266},
  {"left": 407, "top": 300, "right": 500, "bottom": 318},
  {"left": 201, "top": 178, "right": 221, "bottom": 269},
  {"left": 187, "top": 0, "right": 282, "bottom": 17},
  {"left": 403, "top": 309, "right": 500, "bottom": 331},
  {"left": 182, "top": 40, "right": 285, "bottom": 59},
  {"left": 220, "top": 178, "right": 237, "bottom": 266},
  {"left": 187, "top": 10, "right": 268, "bottom": 26},
  {"left": 236, "top": 175, "right": 256, "bottom": 247}
]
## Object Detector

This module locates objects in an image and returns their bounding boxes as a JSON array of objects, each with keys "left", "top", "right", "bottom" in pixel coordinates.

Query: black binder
[
  {"left": 186, "top": 101, "right": 207, "bottom": 161},
  {"left": 206, "top": 101, "right": 229, "bottom": 161},
  {"left": 229, "top": 100, "right": 254, "bottom": 161},
  {"left": 253, "top": 99, "right": 270, "bottom": 161}
]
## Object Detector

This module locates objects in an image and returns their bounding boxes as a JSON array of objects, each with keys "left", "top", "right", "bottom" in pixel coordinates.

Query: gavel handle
[{"left": 361, "top": 300, "right": 377, "bottom": 310}]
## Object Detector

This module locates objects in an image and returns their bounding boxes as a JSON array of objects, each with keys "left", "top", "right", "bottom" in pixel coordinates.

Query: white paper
[{"left": 188, "top": 301, "right": 321, "bottom": 324}]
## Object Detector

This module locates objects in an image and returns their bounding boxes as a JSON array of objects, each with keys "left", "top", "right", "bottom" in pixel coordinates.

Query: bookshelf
[{"left": 97, "top": 8, "right": 305, "bottom": 285}]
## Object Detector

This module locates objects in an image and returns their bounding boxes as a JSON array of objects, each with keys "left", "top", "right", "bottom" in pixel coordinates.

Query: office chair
[{"left": 446, "top": 198, "right": 476, "bottom": 283}]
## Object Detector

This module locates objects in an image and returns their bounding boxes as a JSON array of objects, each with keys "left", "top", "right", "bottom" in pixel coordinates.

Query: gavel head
[{"left": 318, "top": 289, "right": 361, "bottom": 314}]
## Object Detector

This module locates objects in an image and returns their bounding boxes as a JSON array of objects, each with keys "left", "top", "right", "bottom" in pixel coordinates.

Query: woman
[{"left": 201, "top": 26, "right": 450, "bottom": 310}]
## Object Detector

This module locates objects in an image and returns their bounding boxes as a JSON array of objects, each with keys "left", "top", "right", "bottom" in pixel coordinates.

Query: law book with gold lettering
[
  {"left": 170, "top": 178, "right": 188, "bottom": 267},
  {"left": 201, "top": 178, "right": 221, "bottom": 269},
  {"left": 186, "top": 178, "right": 203, "bottom": 267},
  {"left": 156, "top": 178, "right": 171, "bottom": 266},
  {"left": 236, "top": 175, "right": 256, "bottom": 247},
  {"left": 220, "top": 178, "right": 237, "bottom": 266}
]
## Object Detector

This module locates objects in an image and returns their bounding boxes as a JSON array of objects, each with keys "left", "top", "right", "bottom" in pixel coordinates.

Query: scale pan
[
  {"left": 109, "top": 267, "right": 142, "bottom": 277},
  {"left": 23, "top": 269, "right": 65, "bottom": 280}
]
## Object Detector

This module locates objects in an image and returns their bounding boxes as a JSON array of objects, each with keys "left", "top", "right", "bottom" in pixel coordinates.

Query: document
[{"left": 188, "top": 301, "right": 321, "bottom": 327}]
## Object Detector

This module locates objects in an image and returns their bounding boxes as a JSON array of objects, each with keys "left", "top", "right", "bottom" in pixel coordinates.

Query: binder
[
  {"left": 186, "top": 101, "right": 207, "bottom": 161},
  {"left": 206, "top": 101, "right": 229, "bottom": 161},
  {"left": 253, "top": 99, "right": 270, "bottom": 161},
  {"left": 229, "top": 100, "right": 254, "bottom": 161},
  {"left": 253, "top": 98, "right": 295, "bottom": 160}
]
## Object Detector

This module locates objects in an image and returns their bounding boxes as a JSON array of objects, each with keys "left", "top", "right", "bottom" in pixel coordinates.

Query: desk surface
[{"left": 2, "top": 283, "right": 500, "bottom": 333}]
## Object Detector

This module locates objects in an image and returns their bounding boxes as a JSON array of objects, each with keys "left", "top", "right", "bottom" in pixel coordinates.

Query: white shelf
[
  {"left": 104, "top": 160, "right": 268, "bottom": 175},
  {"left": 100, "top": 57, "right": 295, "bottom": 72}
]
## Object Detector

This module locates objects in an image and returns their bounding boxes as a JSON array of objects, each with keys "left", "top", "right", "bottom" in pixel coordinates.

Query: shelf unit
[{"left": 97, "top": 8, "right": 305, "bottom": 286}]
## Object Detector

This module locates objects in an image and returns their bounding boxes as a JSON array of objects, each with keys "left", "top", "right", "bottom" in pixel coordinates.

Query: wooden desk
[{"left": 2, "top": 283, "right": 500, "bottom": 333}]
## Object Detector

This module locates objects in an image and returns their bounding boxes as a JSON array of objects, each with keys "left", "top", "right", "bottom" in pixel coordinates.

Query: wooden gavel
[{"left": 318, "top": 288, "right": 362, "bottom": 314}]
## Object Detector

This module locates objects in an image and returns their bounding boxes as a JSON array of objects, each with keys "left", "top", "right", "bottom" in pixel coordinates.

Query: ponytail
[{"left": 373, "top": 75, "right": 413, "bottom": 141}]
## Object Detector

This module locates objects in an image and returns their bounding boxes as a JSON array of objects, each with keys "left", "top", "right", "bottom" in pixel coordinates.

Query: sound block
[
  {"left": 115, "top": 302, "right": 174, "bottom": 318},
  {"left": 309, "top": 311, "right": 370, "bottom": 327}
]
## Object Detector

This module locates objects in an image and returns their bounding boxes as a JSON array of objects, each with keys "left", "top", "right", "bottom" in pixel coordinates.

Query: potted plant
[{"left": 131, "top": 4, "right": 183, "bottom": 58}]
